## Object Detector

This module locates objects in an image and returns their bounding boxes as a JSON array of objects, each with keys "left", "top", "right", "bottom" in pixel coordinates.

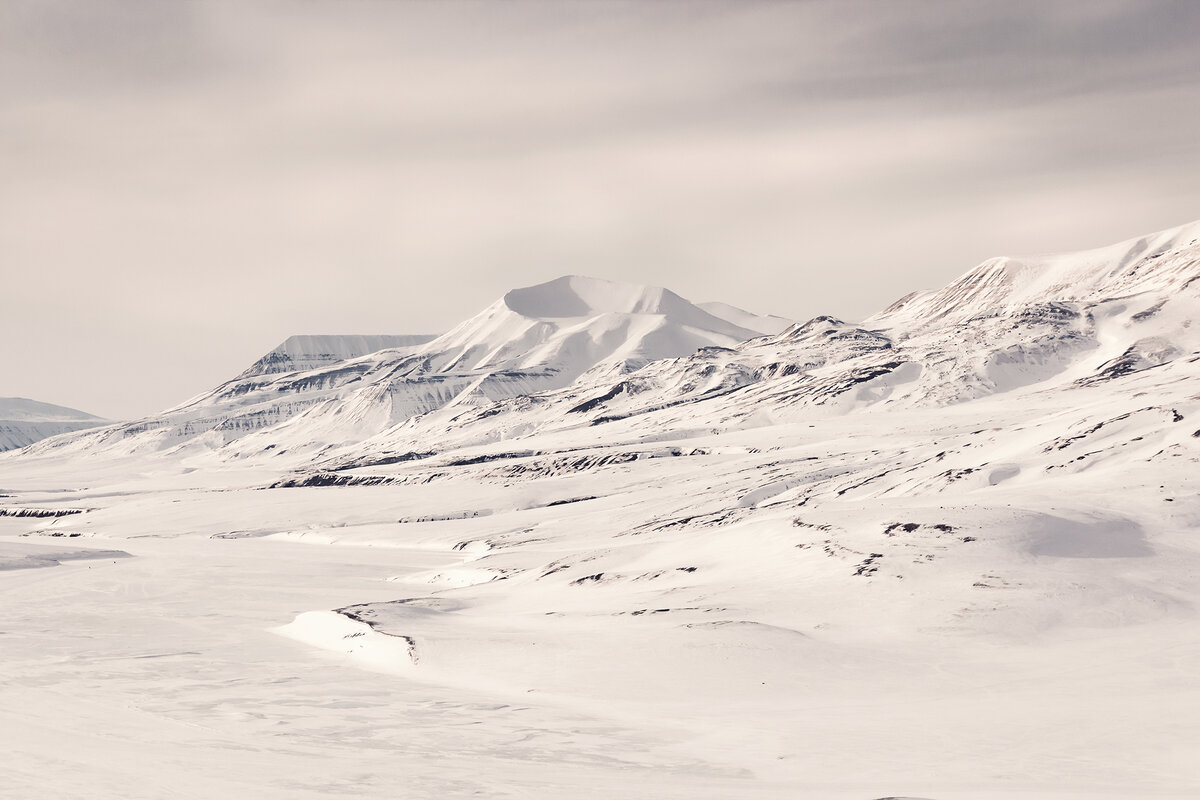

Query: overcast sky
[{"left": 4, "top": 0, "right": 1200, "bottom": 419}]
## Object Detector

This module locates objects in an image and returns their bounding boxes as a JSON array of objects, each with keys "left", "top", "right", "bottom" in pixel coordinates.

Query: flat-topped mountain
[
  {"left": 0, "top": 397, "right": 107, "bottom": 452},
  {"left": 237, "top": 335, "right": 437, "bottom": 378}
]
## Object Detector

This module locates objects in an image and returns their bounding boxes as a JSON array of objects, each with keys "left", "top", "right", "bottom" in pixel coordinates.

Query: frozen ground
[
  {"left": 3, "top": 223, "right": 1200, "bottom": 798},
  {"left": 2, "top": 403, "right": 1198, "bottom": 799}
]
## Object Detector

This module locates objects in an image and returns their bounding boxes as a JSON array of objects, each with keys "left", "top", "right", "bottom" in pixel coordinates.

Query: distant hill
[{"left": 0, "top": 397, "right": 107, "bottom": 451}]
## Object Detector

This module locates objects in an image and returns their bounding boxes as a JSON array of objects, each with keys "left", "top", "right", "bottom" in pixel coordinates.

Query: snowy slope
[
  {"left": 872, "top": 217, "right": 1200, "bottom": 327},
  {"left": 16, "top": 335, "right": 439, "bottom": 459},
  {"left": 0, "top": 397, "right": 107, "bottom": 451}
]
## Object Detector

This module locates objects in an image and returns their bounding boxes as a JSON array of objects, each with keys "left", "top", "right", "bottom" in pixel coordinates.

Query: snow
[
  {"left": 238, "top": 334, "right": 437, "bottom": 377},
  {"left": 698, "top": 300, "right": 793, "bottom": 336},
  {"left": 418, "top": 275, "right": 764, "bottom": 375},
  {"left": 2, "top": 222, "right": 1200, "bottom": 798},
  {"left": 274, "top": 610, "right": 419, "bottom": 674},
  {"left": 0, "top": 397, "right": 104, "bottom": 423},
  {"left": 503, "top": 274, "right": 679, "bottom": 317},
  {"left": 0, "top": 396, "right": 107, "bottom": 451},
  {"left": 871, "top": 217, "right": 1200, "bottom": 329},
  {"left": 0, "top": 538, "right": 130, "bottom": 570},
  {"left": 19, "top": 276, "right": 778, "bottom": 465}
]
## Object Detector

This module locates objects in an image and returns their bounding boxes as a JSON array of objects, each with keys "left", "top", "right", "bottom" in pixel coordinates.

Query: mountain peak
[
  {"left": 419, "top": 275, "right": 772, "bottom": 378},
  {"left": 501, "top": 276, "right": 678, "bottom": 319}
]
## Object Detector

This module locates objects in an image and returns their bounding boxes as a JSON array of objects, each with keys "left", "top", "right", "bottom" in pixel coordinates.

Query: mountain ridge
[
  {"left": 13, "top": 275, "right": 786, "bottom": 460},
  {"left": 9, "top": 218, "right": 1200, "bottom": 466},
  {"left": 289, "top": 217, "right": 1200, "bottom": 469}
]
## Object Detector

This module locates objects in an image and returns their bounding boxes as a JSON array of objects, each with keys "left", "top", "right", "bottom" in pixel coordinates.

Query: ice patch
[
  {"left": 0, "top": 541, "right": 131, "bottom": 571},
  {"left": 987, "top": 464, "right": 1021, "bottom": 485},
  {"left": 1026, "top": 514, "right": 1152, "bottom": 558}
]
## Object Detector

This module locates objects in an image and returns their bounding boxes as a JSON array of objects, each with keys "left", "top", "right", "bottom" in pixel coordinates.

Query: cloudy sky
[{"left": 4, "top": 0, "right": 1200, "bottom": 419}]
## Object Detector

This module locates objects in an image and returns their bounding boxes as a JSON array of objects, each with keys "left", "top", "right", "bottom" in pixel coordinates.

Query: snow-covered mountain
[
  {"left": 14, "top": 221, "right": 1200, "bottom": 468},
  {"left": 3, "top": 221, "right": 1199, "bottom": 799},
  {"left": 13, "top": 334, "right": 437, "bottom": 459},
  {"left": 873, "top": 218, "right": 1200, "bottom": 326},
  {"left": 0, "top": 397, "right": 107, "bottom": 451},
  {"left": 421, "top": 275, "right": 766, "bottom": 374},
  {"left": 697, "top": 300, "right": 792, "bottom": 336},
  {"left": 235, "top": 335, "right": 437, "bottom": 378},
  {"left": 305, "top": 219, "right": 1199, "bottom": 469},
  {"left": 20, "top": 276, "right": 785, "bottom": 461}
]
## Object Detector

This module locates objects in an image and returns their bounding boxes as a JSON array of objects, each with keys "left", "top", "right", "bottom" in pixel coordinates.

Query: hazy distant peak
[
  {"left": 0, "top": 397, "right": 107, "bottom": 452},
  {"left": 697, "top": 301, "right": 792, "bottom": 336},
  {"left": 0, "top": 397, "right": 104, "bottom": 423}
]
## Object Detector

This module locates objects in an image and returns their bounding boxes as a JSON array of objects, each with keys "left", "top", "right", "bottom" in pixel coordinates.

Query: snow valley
[{"left": 3, "top": 223, "right": 1200, "bottom": 799}]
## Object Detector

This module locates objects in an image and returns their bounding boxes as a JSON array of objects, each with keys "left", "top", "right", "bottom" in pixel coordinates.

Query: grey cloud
[
  {"left": 2, "top": 1, "right": 1200, "bottom": 417},
  {"left": 0, "top": 1, "right": 218, "bottom": 100}
]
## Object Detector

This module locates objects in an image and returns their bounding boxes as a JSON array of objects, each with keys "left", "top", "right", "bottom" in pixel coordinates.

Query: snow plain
[{"left": 3, "top": 228, "right": 1200, "bottom": 799}]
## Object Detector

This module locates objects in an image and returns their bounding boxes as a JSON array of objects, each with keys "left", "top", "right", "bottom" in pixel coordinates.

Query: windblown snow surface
[{"left": 3, "top": 232, "right": 1200, "bottom": 799}]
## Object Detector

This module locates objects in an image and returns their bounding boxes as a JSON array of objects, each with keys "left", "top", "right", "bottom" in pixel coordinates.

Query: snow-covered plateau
[{"left": 2, "top": 226, "right": 1200, "bottom": 798}]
